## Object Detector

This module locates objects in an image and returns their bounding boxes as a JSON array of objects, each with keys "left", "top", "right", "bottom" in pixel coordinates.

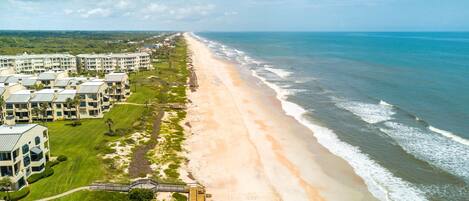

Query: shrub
[
  {"left": 0, "top": 186, "right": 30, "bottom": 201},
  {"left": 57, "top": 155, "right": 68, "bottom": 162},
  {"left": 71, "top": 121, "right": 82, "bottom": 127},
  {"left": 172, "top": 192, "right": 187, "bottom": 201},
  {"left": 27, "top": 167, "right": 54, "bottom": 184},
  {"left": 128, "top": 188, "right": 154, "bottom": 201},
  {"left": 104, "top": 131, "right": 117, "bottom": 136},
  {"left": 46, "top": 160, "right": 60, "bottom": 168}
]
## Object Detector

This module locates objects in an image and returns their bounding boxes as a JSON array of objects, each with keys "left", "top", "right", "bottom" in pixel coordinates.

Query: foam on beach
[
  {"left": 191, "top": 33, "right": 430, "bottom": 201},
  {"left": 336, "top": 101, "right": 395, "bottom": 124},
  {"left": 264, "top": 65, "right": 293, "bottom": 79}
]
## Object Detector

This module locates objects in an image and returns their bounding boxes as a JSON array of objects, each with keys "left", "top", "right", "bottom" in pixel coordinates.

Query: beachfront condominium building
[
  {"left": 0, "top": 53, "right": 77, "bottom": 74},
  {"left": 104, "top": 72, "right": 130, "bottom": 101},
  {"left": 0, "top": 83, "right": 27, "bottom": 123},
  {"left": 5, "top": 90, "right": 32, "bottom": 123},
  {"left": 54, "top": 90, "right": 79, "bottom": 120},
  {"left": 0, "top": 117, "right": 50, "bottom": 190},
  {"left": 77, "top": 81, "right": 109, "bottom": 118},
  {"left": 76, "top": 52, "right": 151, "bottom": 72}
]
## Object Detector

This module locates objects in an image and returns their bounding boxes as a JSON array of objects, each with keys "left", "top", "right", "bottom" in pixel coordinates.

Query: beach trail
[{"left": 183, "top": 33, "right": 376, "bottom": 201}]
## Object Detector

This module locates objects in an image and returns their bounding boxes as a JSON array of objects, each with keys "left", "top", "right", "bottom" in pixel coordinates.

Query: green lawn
[
  {"left": 23, "top": 105, "right": 144, "bottom": 200},
  {"left": 21, "top": 36, "right": 188, "bottom": 201}
]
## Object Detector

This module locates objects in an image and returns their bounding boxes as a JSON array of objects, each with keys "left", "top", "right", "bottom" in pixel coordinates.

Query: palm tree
[
  {"left": 65, "top": 97, "right": 80, "bottom": 119},
  {"left": 39, "top": 103, "right": 48, "bottom": 124},
  {"left": 32, "top": 107, "right": 40, "bottom": 122},
  {"left": 105, "top": 118, "right": 114, "bottom": 133},
  {"left": 0, "top": 96, "right": 5, "bottom": 122},
  {"left": 0, "top": 177, "right": 12, "bottom": 201}
]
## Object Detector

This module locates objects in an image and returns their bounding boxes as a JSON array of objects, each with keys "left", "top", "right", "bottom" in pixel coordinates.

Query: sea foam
[
  {"left": 336, "top": 101, "right": 395, "bottom": 124},
  {"left": 264, "top": 66, "right": 293, "bottom": 79},
  {"left": 428, "top": 126, "right": 469, "bottom": 146},
  {"left": 381, "top": 122, "right": 469, "bottom": 181}
]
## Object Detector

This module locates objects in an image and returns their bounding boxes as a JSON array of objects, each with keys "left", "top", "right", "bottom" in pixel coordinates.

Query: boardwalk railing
[{"left": 90, "top": 179, "right": 190, "bottom": 193}]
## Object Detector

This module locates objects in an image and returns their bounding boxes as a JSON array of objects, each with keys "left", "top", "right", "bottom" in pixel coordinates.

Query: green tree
[
  {"left": 33, "top": 83, "right": 44, "bottom": 91},
  {"left": 128, "top": 188, "right": 154, "bottom": 201},
  {"left": 65, "top": 97, "right": 80, "bottom": 119},
  {"left": 105, "top": 118, "right": 114, "bottom": 133},
  {"left": 0, "top": 177, "right": 12, "bottom": 201},
  {"left": 0, "top": 96, "right": 5, "bottom": 122}
]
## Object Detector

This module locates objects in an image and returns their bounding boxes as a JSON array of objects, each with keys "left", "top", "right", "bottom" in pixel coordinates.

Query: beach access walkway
[{"left": 36, "top": 179, "right": 206, "bottom": 201}]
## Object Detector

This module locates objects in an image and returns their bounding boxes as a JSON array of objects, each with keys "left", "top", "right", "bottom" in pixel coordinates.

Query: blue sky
[{"left": 1, "top": 0, "right": 468, "bottom": 31}]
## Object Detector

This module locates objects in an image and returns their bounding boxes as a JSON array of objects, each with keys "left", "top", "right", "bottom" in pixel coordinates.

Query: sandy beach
[{"left": 183, "top": 33, "right": 376, "bottom": 201}]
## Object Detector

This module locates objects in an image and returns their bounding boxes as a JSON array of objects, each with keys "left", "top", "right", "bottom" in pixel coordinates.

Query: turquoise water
[{"left": 195, "top": 32, "right": 469, "bottom": 201}]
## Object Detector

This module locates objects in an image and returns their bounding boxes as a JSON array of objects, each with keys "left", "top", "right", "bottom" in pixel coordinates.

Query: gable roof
[
  {"left": 105, "top": 73, "right": 128, "bottom": 82},
  {"left": 77, "top": 82, "right": 105, "bottom": 94},
  {"left": 55, "top": 90, "right": 76, "bottom": 103},
  {"left": 6, "top": 90, "right": 31, "bottom": 103},
  {"left": 38, "top": 72, "right": 58, "bottom": 80},
  {"left": 0, "top": 124, "right": 43, "bottom": 151}
]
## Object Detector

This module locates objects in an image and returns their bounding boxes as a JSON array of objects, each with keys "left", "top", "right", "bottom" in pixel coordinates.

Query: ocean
[{"left": 193, "top": 32, "right": 469, "bottom": 201}]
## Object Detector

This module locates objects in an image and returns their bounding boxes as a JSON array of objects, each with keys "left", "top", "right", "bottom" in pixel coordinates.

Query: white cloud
[{"left": 78, "top": 8, "right": 112, "bottom": 18}]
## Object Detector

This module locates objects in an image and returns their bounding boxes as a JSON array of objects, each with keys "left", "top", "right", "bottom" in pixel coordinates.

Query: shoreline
[{"left": 183, "top": 33, "right": 376, "bottom": 201}]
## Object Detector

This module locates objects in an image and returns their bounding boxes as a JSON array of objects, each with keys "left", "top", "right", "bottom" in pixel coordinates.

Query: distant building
[
  {"left": 76, "top": 52, "right": 151, "bottom": 73},
  {"left": 0, "top": 117, "right": 50, "bottom": 190},
  {"left": 0, "top": 53, "right": 77, "bottom": 74}
]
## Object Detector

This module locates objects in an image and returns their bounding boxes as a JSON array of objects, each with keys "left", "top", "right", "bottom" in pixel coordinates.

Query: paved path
[{"left": 37, "top": 186, "right": 90, "bottom": 201}]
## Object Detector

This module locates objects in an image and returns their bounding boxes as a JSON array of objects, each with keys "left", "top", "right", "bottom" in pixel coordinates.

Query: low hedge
[
  {"left": 27, "top": 166, "right": 54, "bottom": 184},
  {"left": 0, "top": 186, "right": 30, "bottom": 201},
  {"left": 57, "top": 155, "right": 68, "bottom": 162}
]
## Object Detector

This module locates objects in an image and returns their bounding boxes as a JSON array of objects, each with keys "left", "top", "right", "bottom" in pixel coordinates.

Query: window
[
  {"left": 57, "top": 111, "right": 62, "bottom": 116},
  {"left": 6, "top": 104, "right": 13, "bottom": 109},
  {"left": 0, "top": 152, "right": 11, "bottom": 161},
  {"left": 56, "top": 104, "right": 62, "bottom": 108},
  {"left": 23, "top": 155, "right": 30, "bottom": 167},
  {"left": 22, "top": 144, "right": 29, "bottom": 154},
  {"left": 12, "top": 149, "right": 19, "bottom": 160},
  {"left": 80, "top": 102, "right": 86, "bottom": 107},
  {"left": 35, "top": 136, "right": 40, "bottom": 145}
]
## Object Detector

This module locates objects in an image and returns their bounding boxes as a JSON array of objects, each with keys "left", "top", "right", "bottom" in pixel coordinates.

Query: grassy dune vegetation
[{"left": 19, "top": 35, "right": 189, "bottom": 201}]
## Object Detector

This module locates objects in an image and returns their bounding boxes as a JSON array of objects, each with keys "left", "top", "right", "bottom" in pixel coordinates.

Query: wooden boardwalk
[
  {"left": 89, "top": 179, "right": 190, "bottom": 193},
  {"left": 37, "top": 179, "right": 205, "bottom": 201}
]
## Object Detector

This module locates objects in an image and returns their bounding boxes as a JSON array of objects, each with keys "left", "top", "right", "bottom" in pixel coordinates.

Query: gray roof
[
  {"left": 105, "top": 73, "right": 128, "bottom": 82},
  {"left": 55, "top": 90, "right": 76, "bottom": 103},
  {"left": 31, "top": 89, "right": 62, "bottom": 102},
  {"left": 21, "top": 77, "right": 38, "bottom": 86},
  {"left": 0, "top": 124, "right": 40, "bottom": 151},
  {"left": 38, "top": 72, "right": 58, "bottom": 80},
  {"left": 6, "top": 91, "right": 31, "bottom": 103},
  {"left": 31, "top": 93, "right": 54, "bottom": 102},
  {"left": 0, "top": 75, "right": 11, "bottom": 83},
  {"left": 5, "top": 76, "right": 19, "bottom": 84},
  {"left": 55, "top": 79, "right": 71, "bottom": 87},
  {"left": 30, "top": 147, "right": 42, "bottom": 154},
  {"left": 77, "top": 82, "right": 104, "bottom": 94}
]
